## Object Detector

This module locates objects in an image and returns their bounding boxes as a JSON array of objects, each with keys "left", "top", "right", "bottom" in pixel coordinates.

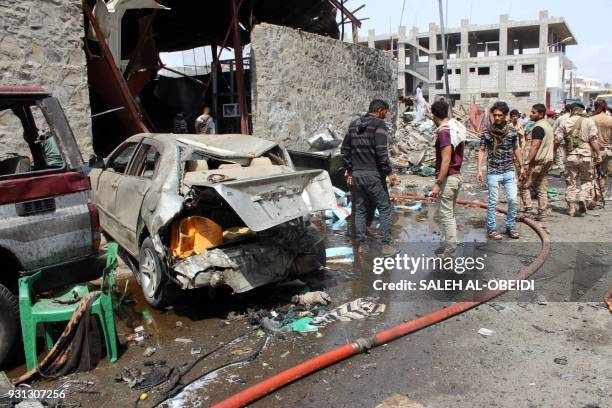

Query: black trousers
[{"left": 352, "top": 174, "right": 392, "bottom": 243}]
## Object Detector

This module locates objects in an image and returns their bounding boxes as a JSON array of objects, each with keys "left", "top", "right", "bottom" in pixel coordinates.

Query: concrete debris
[
  {"left": 143, "top": 347, "right": 157, "bottom": 357},
  {"left": 391, "top": 113, "right": 436, "bottom": 168},
  {"left": 307, "top": 125, "right": 342, "bottom": 151},
  {"left": 392, "top": 105, "right": 483, "bottom": 170}
]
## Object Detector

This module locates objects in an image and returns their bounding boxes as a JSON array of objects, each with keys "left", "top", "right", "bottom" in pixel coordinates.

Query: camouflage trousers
[
  {"left": 564, "top": 155, "right": 594, "bottom": 207},
  {"left": 520, "top": 161, "right": 552, "bottom": 212}
]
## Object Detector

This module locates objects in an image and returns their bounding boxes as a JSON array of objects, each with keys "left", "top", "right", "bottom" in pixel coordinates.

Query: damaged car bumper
[{"left": 171, "top": 222, "right": 325, "bottom": 293}]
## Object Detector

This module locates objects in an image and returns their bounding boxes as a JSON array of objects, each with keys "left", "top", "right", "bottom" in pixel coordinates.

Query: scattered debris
[
  {"left": 175, "top": 337, "right": 193, "bottom": 343},
  {"left": 143, "top": 347, "right": 157, "bottom": 357},
  {"left": 144, "top": 360, "right": 167, "bottom": 367},
  {"left": 191, "top": 347, "right": 202, "bottom": 355},
  {"left": 360, "top": 363, "right": 377, "bottom": 370},
  {"left": 531, "top": 325, "right": 555, "bottom": 334},
  {"left": 554, "top": 356, "right": 568, "bottom": 365},
  {"left": 394, "top": 202, "right": 422, "bottom": 212},
  {"left": 313, "top": 298, "right": 386, "bottom": 325},
  {"left": 291, "top": 291, "right": 332, "bottom": 307},
  {"left": 176, "top": 321, "right": 183, "bottom": 328},
  {"left": 477, "top": 328, "right": 494, "bottom": 337}
]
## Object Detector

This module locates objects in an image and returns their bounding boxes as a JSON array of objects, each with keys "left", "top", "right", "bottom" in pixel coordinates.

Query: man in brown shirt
[
  {"left": 554, "top": 102, "right": 602, "bottom": 216},
  {"left": 590, "top": 98, "right": 612, "bottom": 201}
]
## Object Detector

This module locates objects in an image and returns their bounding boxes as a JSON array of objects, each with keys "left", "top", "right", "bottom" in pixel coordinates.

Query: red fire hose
[{"left": 213, "top": 195, "right": 551, "bottom": 408}]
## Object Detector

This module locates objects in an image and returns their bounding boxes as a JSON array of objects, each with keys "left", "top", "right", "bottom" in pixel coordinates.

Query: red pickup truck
[{"left": 0, "top": 86, "right": 102, "bottom": 368}]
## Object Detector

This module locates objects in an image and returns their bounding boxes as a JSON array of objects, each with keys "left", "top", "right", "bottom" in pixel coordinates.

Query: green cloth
[
  {"left": 40, "top": 135, "right": 63, "bottom": 168},
  {"left": 287, "top": 317, "right": 318, "bottom": 332}
]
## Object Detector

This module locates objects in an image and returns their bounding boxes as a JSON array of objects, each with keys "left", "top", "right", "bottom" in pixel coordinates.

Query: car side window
[
  {"left": 107, "top": 142, "right": 137, "bottom": 174},
  {"left": 130, "top": 145, "right": 160, "bottom": 178}
]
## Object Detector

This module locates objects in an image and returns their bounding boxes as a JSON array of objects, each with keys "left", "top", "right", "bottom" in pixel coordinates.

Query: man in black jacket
[{"left": 341, "top": 99, "right": 396, "bottom": 254}]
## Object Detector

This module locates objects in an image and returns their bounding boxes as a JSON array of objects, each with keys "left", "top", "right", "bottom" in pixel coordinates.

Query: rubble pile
[
  {"left": 390, "top": 105, "right": 483, "bottom": 172},
  {"left": 390, "top": 112, "right": 436, "bottom": 170}
]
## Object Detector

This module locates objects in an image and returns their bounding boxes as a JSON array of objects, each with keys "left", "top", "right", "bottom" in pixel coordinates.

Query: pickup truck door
[{"left": 113, "top": 140, "right": 161, "bottom": 256}]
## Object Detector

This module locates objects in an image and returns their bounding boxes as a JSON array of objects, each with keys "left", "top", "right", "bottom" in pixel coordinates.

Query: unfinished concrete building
[{"left": 362, "top": 10, "right": 576, "bottom": 112}]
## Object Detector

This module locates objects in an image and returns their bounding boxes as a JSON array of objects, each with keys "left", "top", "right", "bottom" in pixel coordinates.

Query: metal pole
[
  {"left": 340, "top": 0, "right": 345, "bottom": 42},
  {"left": 437, "top": 0, "right": 452, "bottom": 115},
  {"left": 231, "top": 0, "right": 249, "bottom": 134},
  {"left": 211, "top": 45, "right": 219, "bottom": 125}
]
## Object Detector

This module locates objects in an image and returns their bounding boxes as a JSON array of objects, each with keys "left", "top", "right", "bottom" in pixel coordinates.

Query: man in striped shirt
[{"left": 477, "top": 101, "right": 525, "bottom": 240}]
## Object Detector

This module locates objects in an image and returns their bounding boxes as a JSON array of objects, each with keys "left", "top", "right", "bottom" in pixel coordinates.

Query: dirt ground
[{"left": 9, "top": 161, "right": 611, "bottom": 408}]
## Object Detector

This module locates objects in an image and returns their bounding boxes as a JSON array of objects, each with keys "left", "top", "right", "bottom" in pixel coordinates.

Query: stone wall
[
  {"left": 0, "top": 0, "right": 92, "bottom": 156},
  {"left": 251, "top": 23, "right": 397, "bottom": 151}
]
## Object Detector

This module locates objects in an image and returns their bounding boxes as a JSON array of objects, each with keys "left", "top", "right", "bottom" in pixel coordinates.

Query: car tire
[
  {"left": 139, "top": 237, "right": 178, "bottom": 309},
  {"left": 0, "top": 283, "right": 20, "bottom": 369}
]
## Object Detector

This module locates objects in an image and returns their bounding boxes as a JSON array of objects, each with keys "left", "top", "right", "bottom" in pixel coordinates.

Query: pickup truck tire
[
  {"left": 139, "top": 237, "right": 177, "bottom": 308},
  {"left": 0, "top": 284, "right": 20, "bottom": 368}
]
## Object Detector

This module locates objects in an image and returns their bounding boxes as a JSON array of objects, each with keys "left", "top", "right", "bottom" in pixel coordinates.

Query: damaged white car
[{"left": 90, "top": 133, "right": 336, "bottom": 307}]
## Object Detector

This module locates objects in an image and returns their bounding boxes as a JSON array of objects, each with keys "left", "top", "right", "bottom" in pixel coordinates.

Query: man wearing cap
[
  {"left": 554, "top": 102, "right": 603, "bottom": 216},
  {"left": 519, "top": 104, "right": 555, "bottom": 221}
]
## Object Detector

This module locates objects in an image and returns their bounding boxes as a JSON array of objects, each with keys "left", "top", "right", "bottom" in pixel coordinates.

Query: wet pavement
[{"left": 7, "top": 167, "right": 611, "bottom": 408}]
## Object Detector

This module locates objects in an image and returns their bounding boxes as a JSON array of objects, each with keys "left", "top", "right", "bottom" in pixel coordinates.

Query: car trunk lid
[{"left": 185, "top": 169, "right": 336, "bottom": 231}]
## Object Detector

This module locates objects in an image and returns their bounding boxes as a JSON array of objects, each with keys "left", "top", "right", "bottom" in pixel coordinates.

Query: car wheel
[
  {"left": 0, "top": 283, "right": 20, "bottom": 369},
  {"left": 139, "top": 237, "right": 178, "bottom": 308}
]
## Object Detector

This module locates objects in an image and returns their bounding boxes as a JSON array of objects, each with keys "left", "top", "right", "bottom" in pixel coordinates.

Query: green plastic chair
[{"left": 19, "top": 243, "right": 119, "bottom": 371}]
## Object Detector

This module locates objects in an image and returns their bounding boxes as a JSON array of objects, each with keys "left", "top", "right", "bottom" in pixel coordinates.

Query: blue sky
[
  {"left": 162, "top": 0, "right": 611, "bottom": 83},
  {"left": 356, "top": 0, "right": 612, "bottom": 83}
]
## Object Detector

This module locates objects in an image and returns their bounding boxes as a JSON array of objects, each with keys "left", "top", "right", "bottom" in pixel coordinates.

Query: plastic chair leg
[
  {"left": 94, "top": 309, "right": 118, "bottom": 364},
  {"left": 43, "top": 324, "right": 54, "bottom": 351},
  {"left": 21, "top": 321, "right": 39, "bottom": 372},
  {"left": 104, "top": 311, "right": 118, "bottom": 364}
]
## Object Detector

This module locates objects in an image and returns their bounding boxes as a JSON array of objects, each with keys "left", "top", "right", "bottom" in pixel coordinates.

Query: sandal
[
  {"left": 506, "top": 227, "right": 520, "bottom": 239},
  {"left": 487, "top": 230, "right": 503, "bottom": 240}
]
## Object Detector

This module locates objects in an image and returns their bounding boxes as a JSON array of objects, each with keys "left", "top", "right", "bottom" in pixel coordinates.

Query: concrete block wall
[
  {"left": 466, "top": 64, "right": 499, "bottom": 91},
  {"left": 251, "top": 23, "right": 397, "bottom": 151},
  {"left": 0, "top": 0, "right": 92, "bottom": 156},
  {"left": 506, "top": 61, "right": 539, "bottom": 91}
]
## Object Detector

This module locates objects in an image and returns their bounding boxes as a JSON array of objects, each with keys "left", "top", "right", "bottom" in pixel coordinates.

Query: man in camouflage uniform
[
  {"left": 589, "top": 98, "right": 612, "bottom": 201},
  {"left": 553, "top": 102, "right": 603, "bottom": 216}
]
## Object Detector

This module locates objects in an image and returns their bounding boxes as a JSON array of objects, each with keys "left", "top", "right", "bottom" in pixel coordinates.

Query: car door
[
  {"left": 92, "top": 141, "right": 139, "bottom": 242},
  {"left": 113, "top": 140, "right": 162, "bottom": 256}
]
